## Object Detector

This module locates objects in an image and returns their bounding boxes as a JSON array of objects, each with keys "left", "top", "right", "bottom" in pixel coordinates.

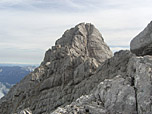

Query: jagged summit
[
  {"left": 55, "top": 23, "right": 104, "bottom": 46},
  {"left": 43, "top": 23, "right": 112, "bottom": 65}
]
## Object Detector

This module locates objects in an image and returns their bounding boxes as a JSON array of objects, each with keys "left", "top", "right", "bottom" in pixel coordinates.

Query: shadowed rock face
[
  {"left": 0, "top": 23, "right": 112, "bottom": 114},
  {"left": 130, "top": 21, "right": 152, "bottom": 56}
]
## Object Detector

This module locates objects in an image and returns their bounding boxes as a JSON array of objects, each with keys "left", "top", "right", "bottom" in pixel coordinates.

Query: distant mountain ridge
[
  {"left": 0, "top": 63, "right": 39, "bottom": 67},
  {"left": 0, "top": 65, "right": 36, "bottom": 84},
  {"left": 0, "top": 64, "right": 36, "bottom": 98}
]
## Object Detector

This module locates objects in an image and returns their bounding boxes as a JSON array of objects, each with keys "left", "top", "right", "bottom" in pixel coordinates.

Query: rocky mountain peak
[
  {"left": 0, "top": 23, "right": 113, "bottom": 114},
  {"left": 55, "top": 23, "right": 102, "bottom": 46},
  {"left": 43, "top": 23, "right": 112, "bottom": 65},
  {"left": 1, "top": 21, "right": 152, "bottom": 114}
]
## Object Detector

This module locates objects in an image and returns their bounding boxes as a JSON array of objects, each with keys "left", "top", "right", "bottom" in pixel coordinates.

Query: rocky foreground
[{"left": 0, "top": 22, "right": 152, "bottom": 114}]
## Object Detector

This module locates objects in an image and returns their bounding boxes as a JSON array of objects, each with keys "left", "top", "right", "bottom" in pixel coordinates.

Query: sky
[{"left": 0, "top": 0, "right": 152, "bottom": 64}]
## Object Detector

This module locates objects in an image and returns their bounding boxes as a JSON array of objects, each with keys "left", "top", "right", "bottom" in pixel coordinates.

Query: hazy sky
[{"left": 0, "top": 0, "right": 152, "bottom": 64}]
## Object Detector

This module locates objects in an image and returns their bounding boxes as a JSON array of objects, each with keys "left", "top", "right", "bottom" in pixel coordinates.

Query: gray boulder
[{"left": 130, "top": 21, "right": 152, "bottom": 56}]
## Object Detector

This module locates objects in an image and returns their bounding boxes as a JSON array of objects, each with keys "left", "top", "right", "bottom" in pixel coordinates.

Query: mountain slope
[
  {"left": 0, "top": 23, "right": 112, "bottom": 114},
  {"left": 0, "top": 22, "right": 152, "bottom": 114},
  {"left": 52, "top": 54, "right": 152, "bottom": 114},
  {"left": 52, "top": 22, "right": 152, "bottom": 114}
]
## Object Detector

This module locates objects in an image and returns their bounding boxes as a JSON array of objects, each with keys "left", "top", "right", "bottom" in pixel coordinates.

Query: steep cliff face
[{"left": 0, "top": 23, "right": 112, "bottom": 114}]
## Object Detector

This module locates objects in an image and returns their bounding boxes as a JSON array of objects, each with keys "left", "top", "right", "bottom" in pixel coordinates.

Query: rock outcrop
[
  {"left": 0, "top": 23, "right": 112, "bottom": 114},
  {"left": 52, "top": 55, "right": 152, "bottom": 114},
  {"left": 1, "top": 22, "right": 152, "bottom": 114},
  {"left": 130, "top": 21, "right": 152, "bottom": 56},
  {"left": 51, "top": 76, "right": 136, "bottom": 114}
]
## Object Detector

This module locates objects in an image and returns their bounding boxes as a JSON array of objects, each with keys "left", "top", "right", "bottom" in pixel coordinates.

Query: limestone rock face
[
  {"left": 51, "top": 76, "right": 136, "bottom": 114},
  {"left": 130, "top": 56, "right": 152, "bottom": 114},
  {"left": 52, "top": 54, "right": 152, "bottom": 114},
  {"left": 0, "top": 23, "right": 112, "bottom": 114},
  {"left": 130, "top": 21, "right": 152, "bottom": 56},
  {"left": 45, "top": 23, "right": 112, "bottom": 64}
]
